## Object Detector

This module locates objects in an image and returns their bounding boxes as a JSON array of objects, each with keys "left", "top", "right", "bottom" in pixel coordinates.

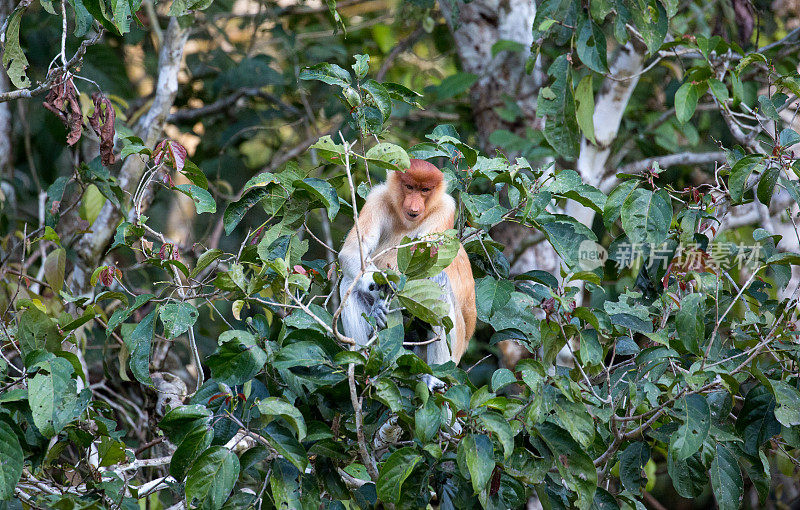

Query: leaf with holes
[
  {"left": 2, "top": 8, "right": 31, "bottom": 88},
  {"left": 0, "top": 421, "right": 23, "bottom": 500},
  {"left": 175, "top": 184, "right": 216, "bottom": 214},
  {"left": 710, "top": 443, "right": 743, "bottom": 510},
  {"left": 159, "top": 302, "right": 199, "bottom": 339},
  {"left": 672, "top": 394, "right": 711, "bottom": 460},
  {"left": 365, "top": 142, "right": 410, "bottom": 171}
]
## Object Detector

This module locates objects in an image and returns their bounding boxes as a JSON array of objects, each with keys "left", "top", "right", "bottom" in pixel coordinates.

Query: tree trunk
[{"left": 438, "top": 0, "right": 542, "bottom": 151}]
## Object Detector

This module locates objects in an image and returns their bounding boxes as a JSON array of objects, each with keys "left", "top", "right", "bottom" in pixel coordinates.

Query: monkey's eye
[
  {"left": 421, "top": 188, "right": 430, "bottom": 193},
  {"left": 405, "top": 185, "right": 413, "bottom": 190}
]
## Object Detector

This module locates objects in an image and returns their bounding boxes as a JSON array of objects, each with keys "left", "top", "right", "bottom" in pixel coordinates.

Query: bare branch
[
  {"left": 617, "top": 151, "right": 726, "bottom": 175},
  {"left": 167, "top": 87, "right": 301, "bottom": 123},
  {"left": 0, "top": 29, "right": 104, "bottom": 103}
]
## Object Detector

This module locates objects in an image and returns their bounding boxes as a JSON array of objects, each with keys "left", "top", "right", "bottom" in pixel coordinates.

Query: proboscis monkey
[{"left": 338, "top": 159, "right": 476, "bottom": 388}]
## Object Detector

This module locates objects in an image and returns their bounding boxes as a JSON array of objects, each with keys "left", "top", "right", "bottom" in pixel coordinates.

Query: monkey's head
[{"left": 390, "top": 159, "right": 444, "bottom": 224}]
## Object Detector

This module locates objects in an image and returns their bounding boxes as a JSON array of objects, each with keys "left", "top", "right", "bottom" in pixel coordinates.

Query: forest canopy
[{"left": 1, "top": 0, "right": 800, "bottom": 509}]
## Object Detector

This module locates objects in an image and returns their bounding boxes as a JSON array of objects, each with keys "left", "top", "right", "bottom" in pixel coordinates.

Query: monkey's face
[
  {"left": 400, "top": 184, "right": 432, "bottom": 221},
  {"left": 395, "top": 166, "right": 442, "bottom": 223}
]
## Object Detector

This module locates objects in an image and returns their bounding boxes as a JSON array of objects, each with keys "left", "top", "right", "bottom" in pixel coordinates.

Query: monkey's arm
[
  {"left": 338, "top": 188, "right": 387, "bottom": 281},
  {"left": 338, "top": 188, "right": 389, "bottom": 344}
]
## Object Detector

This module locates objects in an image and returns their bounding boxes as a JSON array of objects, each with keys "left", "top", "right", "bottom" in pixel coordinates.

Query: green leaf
[
  {"left": 175, "top": 184, "right": 216, "bottom": 214},
  {"left": 171, "top": 426, "right": 213, "bottom": 480},
  {"left": 191, "top": 249, "right": 224, "bottom": 278},
  {"left": 728, "top": 155, "right": 765, "bottom": 204},
  {"left": 435, "top": 72, "right": 479, "bottom": 100},
  {"left": 362, "top": 79, "right": 392, "bottom": 122},
  {"left": 257, "top": 397, "right": 307, "bottom": 440},
  {"left": 757, "top": 94, "right": 780, "bottom": 121},
  {"left": 537, "top": 55, "right": 580, "bottom": 160},
  {"left": 397, "top": 279, "right": 451, "bottom": 327},
  {"left": 2, "top": 8, "right": 31, "bottom": 88},
  {"left": 620, "top": 188, "right": 672, "bottom": 247},
  {"left": 475, "top": 276, "right": 514, "bottom": 322},
  {"left": 736, "top": 385, "right": 781, "bottom": 455},
  {"left": 207, "top": 330, "right": 268, "bottom": 386},
  {"left": 293, "top": 178, "right": 340, "bottom": 221},
  {"left": 0, "top": 421, "right": 23, "bottom": 499},
  {"left": 43, "top": 248, "right": 66, "bottom": 295},
  {"left": 352, "top": 54, "right": 369, "bottom": 79},
  {"left": 554, "top": 397, "right": 595, "bottom": 448},
  {"left": 67, "top": 0, "right": 93, "bottom": 37},
  {"left": 29, "top": 356, "right": 78, "bottom": 437},
  {"left": 123, "top": 308, "right": 157, "bottom": 385},
  {"left": 479, "top": 412, "right": 515, "bottom": 459},
  {"left": 603, "top": 179, "right": 638, "bottom": 228},
  {"left": 241, "top": 171, "right": 280, "bottom": 195},
  {"left": 120, "top": 136, "right": 151, "bottom": 159},
  {"left": 736, "top": 52, "right": 766, "bottom": 74},
  {"left": 377, "top": 447, "right": 422, "bottom": 504},
  {"left": 576, "top": 18, "right": 608, "bottom": 73},
  {"left": 772, "top": 380, "right": 800, "bottom": 427},
  {"left": 461, "top": 434, "right": 495, "bottom": 494},
  {"left": 159, "top": 405, "right": 212, "bottom": 444},
  {"left": 309, "top": 135, "right": 348, "bottom": 164},
  {"left": 491, "top": 39, "right": 526, "bottom": 57},
  {"left": 262, "top": 422, "right": 308, "bottom": 472},
  {"left": 575, "top": 75, "right": 596, "bottom": 144},
  {"left": 374, "top": 378, "right": 403, "bottom": 413},
  {"left": 106, "top": 293, "right": 153, "bottom": 339},
  {"left": 537, "top": 422, "right": 597, "bottom": 508},
  {"left": 779, "top": 128, "right": 800, "bottom": 147},
  {"left": 709, "top": 443, "right": 743, "bottom": 510},
  {"left": 756, "top": 166, "right": 779, "bottom": 204},
  {"left": 668, "top": 449, "right": 707, "bottom": 498},
  {"left": 672, "top": 394, "right": 711, "bottom": 460},
  {"left": 185, "top": 446, "right": 240, "bottom": 510},
  {"left": 708, "top": 78, "right": 729, "bottom": 103},
  {"left": 490, "top": 368, "right": 517, "bottom": 393},
  {"left": 383, "top": 82, "right": 423, "bottom": 109},
  {"left": 675, "top": 82, "right": 699, "bottom": 123},
  {"left": 223, "top": 188, "right": 270, "bottom": 235},
  {"left": 365, "top": 142, "right": 411, "bottom": 171},
  {"left": 619, "top": 442, "right": 650, "bottom": 493},
  {"left": 415, "top": 397, "right": 441, "bottom": 443},
  {"left": 299, "top": 63, "right": 351, "bottom": 87},
  {"left": 675, "top": 293, "right": 704, "bottom": 355},
  {"left": 159, "top": 302, "right": 199, "bottom": 339},
  {"left": 630, "top": 0, "right": 668, "bottom": 54},
  {"left": 18, "top": 307, "right": 61, "bottom": 358}
]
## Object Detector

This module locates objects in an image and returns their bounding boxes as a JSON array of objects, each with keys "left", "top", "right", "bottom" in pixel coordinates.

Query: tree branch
[
  {"left": 167, "top": 87, "right": 301, "bottom": 123},
  {"left": 0, "top": 29, "right": 104, "bottom": 103},
  {"left": 617, "top": 151, "right": 726, "bottom": 175}
]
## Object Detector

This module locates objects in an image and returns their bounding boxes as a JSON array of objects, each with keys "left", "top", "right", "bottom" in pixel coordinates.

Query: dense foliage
[{"left": 2, "top": 0, "right": 800, "bottom": 509}]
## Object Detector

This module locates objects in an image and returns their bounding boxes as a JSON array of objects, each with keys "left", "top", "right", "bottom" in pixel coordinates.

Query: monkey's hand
[{"left": 357, "top": 271, "right": 388, "bottom": 330}]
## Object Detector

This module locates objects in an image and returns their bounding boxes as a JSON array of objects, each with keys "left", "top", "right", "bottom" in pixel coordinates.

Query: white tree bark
[
  {"left": 438, "top": 0, "right": 542, "bottom": 150},
  {"left": 567, "top": 39, "right": 648, "bottom": 228}
]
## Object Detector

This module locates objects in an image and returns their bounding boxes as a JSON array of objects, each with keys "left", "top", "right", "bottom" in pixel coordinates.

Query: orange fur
[{"left": 339, "top": 158, "right": 476, "bottom": 363}]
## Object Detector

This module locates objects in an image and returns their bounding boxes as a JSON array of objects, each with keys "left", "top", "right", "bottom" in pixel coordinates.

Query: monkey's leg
[{"left": 417, "top": 271, "right": 458, "bottom": 391}]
